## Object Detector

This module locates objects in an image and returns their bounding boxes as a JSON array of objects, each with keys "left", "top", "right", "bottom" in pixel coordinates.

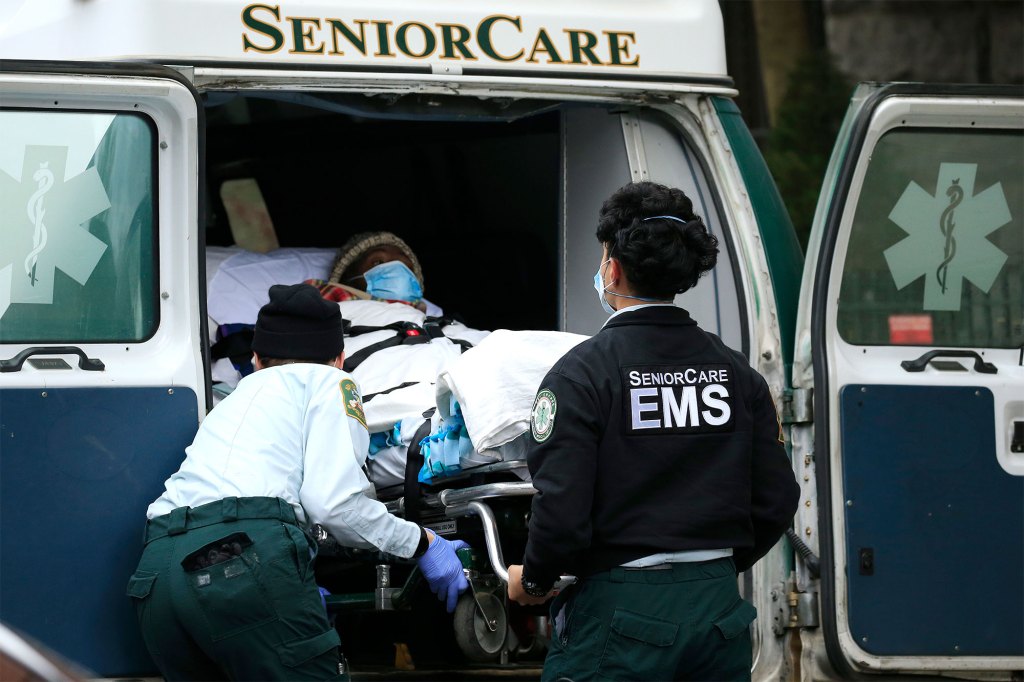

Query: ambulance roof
[{"left": 0, "top": 0, "right": 729, "bottom": 87}]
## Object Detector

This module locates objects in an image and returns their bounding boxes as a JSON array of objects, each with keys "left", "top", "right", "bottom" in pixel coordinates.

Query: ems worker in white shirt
[
  {"left": 507, "top": 182, "right": 800, "bottom": 681},
  {"left": 126, "top": 283, "right": 470, "bottom": 681}
]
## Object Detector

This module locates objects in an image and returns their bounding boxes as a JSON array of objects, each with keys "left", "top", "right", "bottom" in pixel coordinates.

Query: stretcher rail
[
  {"left": 381, "top": 464, "right": 533, "bottom": 515},
  {"left": 435, "top": 481, "right": 536, "bottom": 508},
  {"left": 445, "top": 500, "right": 510, "bottom": 583},
  {"left": 446, "top": 499, "right": 576, "bottom": 593}
]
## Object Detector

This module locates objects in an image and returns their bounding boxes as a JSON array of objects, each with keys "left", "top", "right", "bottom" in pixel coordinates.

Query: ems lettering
[
  {"left": 700, "top": 384, "right": 731, "bottom": 426},
  {"left": 624, "top": 364, "right": 735, "bottom": 434},
  {"left": 661, "top": 386, "right": 698, "bottom": 427},
  {"left": 240, "top": 6, "right": 640, "bottom": 67}
]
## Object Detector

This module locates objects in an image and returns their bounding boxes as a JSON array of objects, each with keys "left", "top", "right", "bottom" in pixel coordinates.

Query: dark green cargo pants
[
  {"left": 542, "top": 557, "right": 756, "bottom": 682},
  {"left": 127, "top": 497, "right": 345, "bottom": 681}
]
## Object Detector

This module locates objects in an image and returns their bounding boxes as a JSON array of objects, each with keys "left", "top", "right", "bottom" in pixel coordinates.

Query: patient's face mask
[
  {"left": 593, "top": 259, "right": 616, "bottom": 314},
  {"left": 363, "top": 261, "right": 423, "bottom": 302}
]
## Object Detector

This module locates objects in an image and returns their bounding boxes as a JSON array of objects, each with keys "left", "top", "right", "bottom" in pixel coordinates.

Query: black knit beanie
[{"left": 252, "top": 284, "right": 344, "bottom": 360}]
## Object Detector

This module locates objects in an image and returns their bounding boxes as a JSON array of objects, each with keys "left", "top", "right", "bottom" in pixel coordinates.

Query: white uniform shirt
[{"left": 148, "top": 363, "right": 421, "bottom": 558}]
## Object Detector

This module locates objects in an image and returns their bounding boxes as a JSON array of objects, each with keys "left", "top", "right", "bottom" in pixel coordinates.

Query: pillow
[{"left": 207, "top": 247, "right": 337, "bottom": 326}]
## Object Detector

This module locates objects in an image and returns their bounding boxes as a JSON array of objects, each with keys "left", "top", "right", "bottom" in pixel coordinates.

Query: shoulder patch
[
  {"left": 339, "top": 379, "right": 367, "bottom": 428},
  {"left": 531, "top": 389, "right": 558, "bottom": 443}
]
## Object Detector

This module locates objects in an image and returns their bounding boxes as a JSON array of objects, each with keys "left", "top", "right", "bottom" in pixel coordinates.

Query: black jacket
[{"left": 522, "top": 306, "right": 800, "bottom": 588}]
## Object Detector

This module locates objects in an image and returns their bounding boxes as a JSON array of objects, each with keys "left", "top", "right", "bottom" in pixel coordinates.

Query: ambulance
[{"left": 0, "top": 1, "right": 1021, "bottom": 679}]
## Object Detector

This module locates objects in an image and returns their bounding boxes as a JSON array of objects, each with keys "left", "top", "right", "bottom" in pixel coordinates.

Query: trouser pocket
[
  {"left": 126, "top": 569, "right": 161, "bottom": 660},
  {"left": 281, "top": 522, "right": 317, "bottom": 582},
  {"left": 707, "top": 598, "right": 756, "bottom": 681},
  {"left": 596, "top": 608, "right": 679, "bottom": 681},
  {"left": 713, "top": 599, "right": 757, "bottom": 640},
  {"left": 549, "top": 583, "right": 578, "bottom": 648},
  {"left": 183, "top": 532, "right": 278, "bottom": 640},
  {"left": 277, "top": 628, "right": 342, "bottom": 670},
  {"left": 126, "top": 570, "right": 157, "bottom": 601}
]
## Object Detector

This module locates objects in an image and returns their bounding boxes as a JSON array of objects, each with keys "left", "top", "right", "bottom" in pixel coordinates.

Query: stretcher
[
  {"left": 204, "top": 247, "right": 576, "bottom": 663},
  {"left": 314, "top": 459, "right": 575, "bottom": 664}
]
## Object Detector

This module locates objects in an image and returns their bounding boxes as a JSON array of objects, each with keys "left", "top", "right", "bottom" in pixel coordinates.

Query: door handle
[
  {"left": 900, "top": 349, "right": 997, "bottom": 374},
  {"left": 0, "top": 346, "right": 105, "bottom": 373}
]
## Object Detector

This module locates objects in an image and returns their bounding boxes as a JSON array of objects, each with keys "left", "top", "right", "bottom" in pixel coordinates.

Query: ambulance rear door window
[
  {"left": 836, "top": 128, "right": 1023, "bottom": 348},
  {"left": 0, "top": 109, "right": 159, "bottom": 343}
]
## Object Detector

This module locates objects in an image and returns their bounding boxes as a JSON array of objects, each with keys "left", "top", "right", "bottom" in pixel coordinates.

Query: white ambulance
[{"left": 0, "top": 1, "right": 1021, "bottom": 679}]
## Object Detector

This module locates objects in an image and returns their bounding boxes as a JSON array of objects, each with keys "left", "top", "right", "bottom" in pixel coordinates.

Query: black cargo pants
[
  {"left": 542, "top": 557, "right": 756, "bottom": 682},
  {"left": 127, "top": 496, "right": 345, "bottom": 681}
]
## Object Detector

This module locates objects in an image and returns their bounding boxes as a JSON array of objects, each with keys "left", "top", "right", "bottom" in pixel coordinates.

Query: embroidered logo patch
[
  {"left": 339, "top": 379, "right": 366, "bottom": 428},
  {"left": 531, "top": 389, "right": 557, "bottom": 443}
]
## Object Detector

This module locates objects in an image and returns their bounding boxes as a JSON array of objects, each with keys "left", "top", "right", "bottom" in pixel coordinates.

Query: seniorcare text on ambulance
[{"left": 240, "top": 4, "right": 642, "bottom": 67}]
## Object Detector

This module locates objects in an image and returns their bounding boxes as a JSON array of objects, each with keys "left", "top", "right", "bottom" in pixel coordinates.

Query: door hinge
[
  {"left": 771, "top": 583, "right": 819, "bottom": 635},
  {"left": 782, "top": 388, "right": 813, "bottom": 425}
]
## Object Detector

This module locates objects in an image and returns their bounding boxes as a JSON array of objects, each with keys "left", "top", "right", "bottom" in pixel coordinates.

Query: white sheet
[{"left": 436, "top": 330, "right": 589, "bottom": 456}]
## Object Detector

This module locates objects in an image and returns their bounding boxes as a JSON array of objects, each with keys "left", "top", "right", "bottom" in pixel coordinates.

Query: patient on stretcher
[
  {"left": 206, "top": 231, "right": 473, "bottom": 386},
  {"left": 204, "top": 232, "right": 585, "bottom": 490}
]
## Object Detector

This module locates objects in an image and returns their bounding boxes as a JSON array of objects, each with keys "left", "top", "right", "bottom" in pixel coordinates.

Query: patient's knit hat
[
  {"left": 329, "top": 231, "right": 424, "bottom": 291},
  {"left": 252, "top": 283, "right": 344, "bottom": 360}
]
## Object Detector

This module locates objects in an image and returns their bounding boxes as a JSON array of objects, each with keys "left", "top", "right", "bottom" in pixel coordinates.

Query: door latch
[
  {"left": 858, "top": 548, "right": 875, "bottom": 576},
  {"left": 1012, "top": 421, "right": 1024, "bottom": 454}
]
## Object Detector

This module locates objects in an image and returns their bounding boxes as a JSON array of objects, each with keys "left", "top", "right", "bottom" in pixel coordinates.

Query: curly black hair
[{"left": 595, "top": 181, "right": 719, "bottom": 299}]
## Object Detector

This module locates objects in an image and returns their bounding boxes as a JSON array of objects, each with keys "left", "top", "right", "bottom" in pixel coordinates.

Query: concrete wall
[{"left": 825, "top": 0, "right": 1023, "bottom": 85}]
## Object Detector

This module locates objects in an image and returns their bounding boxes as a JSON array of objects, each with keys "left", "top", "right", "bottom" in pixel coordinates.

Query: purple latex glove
[{"left": 416, "top": 532, "right": 470, "bottom": 613}]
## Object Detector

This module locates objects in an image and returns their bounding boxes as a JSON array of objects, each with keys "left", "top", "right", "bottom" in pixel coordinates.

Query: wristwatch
[{"left": 520, "top": 574, "right": 550, "bottom": 598}]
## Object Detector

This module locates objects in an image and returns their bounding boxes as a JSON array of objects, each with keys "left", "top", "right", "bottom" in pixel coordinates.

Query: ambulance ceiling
[
  {"left": 204, "top": 91, "right": 562, "bottom": 124},
  {"left": 0, "top": 0, "right": 729, "bottom": 85}
]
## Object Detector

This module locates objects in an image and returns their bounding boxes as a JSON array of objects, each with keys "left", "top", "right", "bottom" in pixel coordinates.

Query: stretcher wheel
[{"left": 453, "top": 591, "right": 507, "bottom": 662}]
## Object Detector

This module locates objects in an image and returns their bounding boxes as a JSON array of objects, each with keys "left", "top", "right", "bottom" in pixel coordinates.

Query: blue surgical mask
[
  {"left": 593, "top": 259, "right": 616, "bottom": 314},
  {"left": 363, "top": 261, "right": 423, "bottom": 302}
]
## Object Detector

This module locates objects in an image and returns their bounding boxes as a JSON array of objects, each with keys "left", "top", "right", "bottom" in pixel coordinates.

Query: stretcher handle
[{"left": 446, "top": 500, "right": 576, "bottom": 593}]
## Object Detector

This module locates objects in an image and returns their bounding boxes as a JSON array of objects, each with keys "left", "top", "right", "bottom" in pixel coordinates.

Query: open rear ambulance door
[
  {"left": 0, "top": 63, "right": 206, "bottom": 676},
  {"left": 795, "top": 83, "right": 1024, "bottom": 677}
]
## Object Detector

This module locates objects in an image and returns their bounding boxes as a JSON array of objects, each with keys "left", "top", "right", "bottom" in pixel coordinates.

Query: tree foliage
[{"left": 764, "top": 51, "right": 852, "bottom": 249}]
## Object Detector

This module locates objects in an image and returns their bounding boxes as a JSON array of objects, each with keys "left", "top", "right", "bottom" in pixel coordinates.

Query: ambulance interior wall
[
  {"left": 203, "top": 94, "right": 560, "bottom": 333},
  {"left": 561, "top": 107, "right": 745, "bottom": 353},
  {"left": 201, "top": 95, "right": 745, "bottom": 354}
]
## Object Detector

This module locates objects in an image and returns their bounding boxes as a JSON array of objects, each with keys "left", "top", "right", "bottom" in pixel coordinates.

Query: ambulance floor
[{"left": 353, "top": 664, "right": 542, "bottom": 680}]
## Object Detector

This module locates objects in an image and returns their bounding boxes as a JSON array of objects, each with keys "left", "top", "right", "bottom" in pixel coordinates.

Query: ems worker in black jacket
[{"left": 507, "top": 182, "right": 800, "bottom": 681}]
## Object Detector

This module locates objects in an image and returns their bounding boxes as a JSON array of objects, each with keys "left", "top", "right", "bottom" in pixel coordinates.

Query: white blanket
[{"left": 435, "top": 330, "right": 589, "bottom": 457}]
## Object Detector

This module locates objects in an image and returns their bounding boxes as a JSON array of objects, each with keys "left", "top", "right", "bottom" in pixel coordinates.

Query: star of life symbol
[
  {"left": 884, "top": 162, "right": 1012, "bottom": 311},
  {"left": 0, "top": 146, "right": 110, "bottom": 320}
]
